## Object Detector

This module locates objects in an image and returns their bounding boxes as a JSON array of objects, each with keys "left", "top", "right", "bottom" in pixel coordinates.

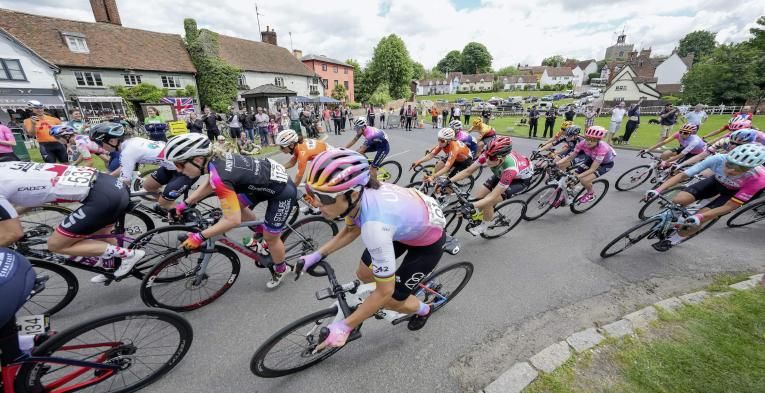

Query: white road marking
[{"left": 385, "top": 150, "right": 411, "bottom": 159}]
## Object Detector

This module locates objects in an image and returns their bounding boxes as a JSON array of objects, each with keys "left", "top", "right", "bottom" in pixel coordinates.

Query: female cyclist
[
  {"left": 642, "top": 123, "right": 706, "bottom": 168},
  {"left": 556, "top": 126, "right": 616, "bottom": 203},
  {"left": 469, "top": 118, "right": 496, "bottom": 153},
  {"left": 49, "top": 124, "right": 109, "bottom": 168},
  {"left": 411, "top": 128, "right": 473, "bottom": 183}
]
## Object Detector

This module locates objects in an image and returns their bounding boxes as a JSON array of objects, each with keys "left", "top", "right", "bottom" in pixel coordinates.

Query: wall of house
[
  {"left": 0, "top": 35, "right": 58, "bottom": 89},
  {"left": 57, "top": 67, "right": 197, "bottom": 98},
  {"left": 240, "top": 71, "right": 320, "bottom": 98},
  {"left": 654, "top": 54, "right": 687, "bottom": 85},
  {"left": 302, "top": 60, "right": 353, "bottom": 102},
  {"left": 540, "top": 73, "right": 574, "bottom": 86},
  {"left": 604, "top": 78, "right": 658, "bottom": 102}
]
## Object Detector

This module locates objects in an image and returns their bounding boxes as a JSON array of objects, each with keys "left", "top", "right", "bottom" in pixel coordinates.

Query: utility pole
[{"left": 254, "top": 3, "right": 263, "bottom": 34}]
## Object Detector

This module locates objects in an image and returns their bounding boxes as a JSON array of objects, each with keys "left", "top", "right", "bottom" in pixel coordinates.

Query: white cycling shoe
[
  {"left": 266, "top": 264, "right": 292, "bottom": 289},
  {"left": 89, "top": 250, "right": 145, "bottom": 283},
  {"left": 468, "top": 222, "right": 488, "bottom": 236}
]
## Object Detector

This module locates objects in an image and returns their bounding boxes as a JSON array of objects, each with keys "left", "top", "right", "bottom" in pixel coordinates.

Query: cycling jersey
[
  {"left": 117, "top": 137, "right": 175, "bottom": 184},
  {"left": 707, "top": 138, "right": 734, "bottom": 154},
  {"left": 346, "top": 183, "right": 444, "bottom": 282},
  {"left": 683, "top": 154, "right": 765, "bottom": 204},
  {"left": 292, "top": 138, "right": 329, "bottom": 184},
  {"left": 431, "top": 140, "right": 471, "bottom": 168},
  {"left": 572, "top": 140, "right": 616, "bottom": 164},
  {"left": 358, "top": 126, "right": 387, "bottom": 146},
  {"left": 672, "top": 133, "right": 706, "bottom": 155},
  {"left": 477, "top": 151, "right": 533, "bottom": 185},
  {"left": 456, "top": 130, "right": 478, "bottom": 156},
  {"left": 471, "top": 123, "right": 496, "bottom": 139},
  {"left": 72, "top": 135, "right": 105, "bottom": 160},
  {"left": 551, "top": 136, "right": 581, "bottom": 156}
]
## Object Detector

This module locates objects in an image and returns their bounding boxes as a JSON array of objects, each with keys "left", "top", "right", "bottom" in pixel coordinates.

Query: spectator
[
  {"left": 430, "top": 106, "right": 438, "bottom": 128},
  {"left": 542, "top": 106, "right": 557, "bottom": 139},
  {"left": 453, "top": 105, "right": 461, "bottom": 123},
  {"left": 481, "top": 107, "right": 491, "bottom": 125},
  {"left": 227, "top": 107, "right": 242, "bottom": 140},
  {"left": 238, "top": 133, "right": 260, "bottom": 156},
  {"left": 379, "top": 107, "right": 386, "bottom": 129},
  {"left": 268, "top": 117, "right": 278, "bottom": 144},
  {"left": 463, "top": 105, "right": 472, "bottom": 126},
  {"left": 583, "top": 106, "right": 597, "bottom": 129},
  {"left": 387, "top": 107, "right": 394, "bottom": 128},
  {"left": 289, "top": 102, "right": 302, "bottom": 138},
  {"left": 144, "top": 106, "right": 167, "bottom": 142},
  {"left": 366, "top": 105, "right": 375, "bottom": 127},
  {"left": 449, "top": 106, "right": 455, "bottom": 122},
  {"left": 405, "top": 104, "right": 415, "bottom": 132},
  {"left": 528, "top": 105, "right": 540, "bottom": 137},
  {"left": 0, "top": 122, "right": 18, "bottom": 162},
  {"left": 658, "top": 103, "right": 678, "bottom": 143},
  {"left": 321, "top": 107, "right": 331, "bottom": 134},
  {"left": 23, "top": 100, "right": 65, "bottom": 163},
  {"left": 683, "top": 104, "right": 708, "bottom": 126},
  {"left": 332, "top": 107, "right": 342, "bottom": 135},
  {"left": 606, "top": 102, "right": 627, "bottom": 145},
  {"left": 564, "top": 106, "right": 576, "bottom": 121},
  {"left": 441, "top": 107, "right": 449, "bottom": 127},
  {"left": 186, "top": 112, "right": 204, "bottom": 134},
  {"left": 623, "top": 100, "right": 642, "bottom": 144},
  {"left": 213, "top": 135, "right": 235, "bottom": 155},
  {"left": 242, "top": 107, "right": 256, "bottom": 141},
  {"left": 345, "top": 107, "right": 354, "bottom": 130},
  {"left": 255, "top": 107, "right": 270, "bottom": 146},
  {"left": 202, "top": 106, "right": 222, "bottom": 141},
  {"left": 300, "top": 108, "right": 315, "bottom": 138},
  {"left": 69, "top": 109, "right": 88, "bottom": 134}
]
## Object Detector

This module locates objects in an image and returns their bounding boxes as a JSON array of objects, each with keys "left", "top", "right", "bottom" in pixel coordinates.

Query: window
[
  {"left": 74, "top": 71, "right": 103, "bottom": 87},
  {"left": 123, "top": 74, "right": 141, "bottom": 86},
  {"left": 64, "top": 35, "right": 89, "bottom": 53},
  {"left": 161, "top": 75, "right": 181, "bottom": 88},
  {"left": 274, "top": 77, "right": 285, "bottom": 87},
  {"left": 344, "top": 81, "right": 349, "bottom": 90},
  {"left": 344, "top": 68, "right": 348, "bottom": 75},
  {"left": 321, "top": 63, "right": 327, "bottom": 71},
  {"left": 309, "top": 85, "right": 320, "bottom": 95},
  {"left": 322, "top": 79, "right": 328, "bottom": 88},
  {"left": 615, "top": 85, "right": 627, "bottom": 91},
  {"left": 0, "top": 59, "right": 26, "bottom": 81},
  {"left": 333, "top": 65, "right": 338, "bottom": 73},
  {"left": 238, "top": 73, "right": 247, "bottom": 87},
  {"left": 334, "top": 80, "right": 338, "bottom": 87}
]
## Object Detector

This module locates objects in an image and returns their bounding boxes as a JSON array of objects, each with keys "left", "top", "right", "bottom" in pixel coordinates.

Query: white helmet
[
  {"left": 449, "top": 120, "right": 462, "bottom": 130},
  {"left": 727, "top": 143, "right": 765, "bottom": 168},
  {"left": 27, "top": 100, "right": 43, "bottom": 109},
  {"left": 276, "top": 129, "right": 299, "bottom": 147},
  {"left": 437, "top": 127, "right": 456, "bottom": 140},
  {"left": 164, "top": 133, "right": 211, "bottom": 162},
  {"left": 353, "top": 117, "right": 367, "bottom": 129}
]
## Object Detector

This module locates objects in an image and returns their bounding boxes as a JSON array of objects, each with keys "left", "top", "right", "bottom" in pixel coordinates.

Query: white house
[
  {"left": 501, "top": 75, "right": 535, "bottom": 90},
  {"left": 603, "top": 65, "right": 660, "bottom": 103},
  {"left": 458, "top": 73, "right": 494, "bottom": 92},
  {"left": 0, "top": 27, "right": 64, "bottom": 124},
  {"left": 416, "top": 78, "right": 450, "bottom": 95},
  {"left": 571, "top": 60, "right": 597, "bottom": 87},
  {"left": 539, "top": 67, "right": 575, "bottom": 87},
  {"left": 654, "top": 52, "right": 694, "bottom": 86}
]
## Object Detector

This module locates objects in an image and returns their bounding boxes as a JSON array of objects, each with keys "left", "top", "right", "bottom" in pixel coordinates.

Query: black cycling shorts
[
  {"left": 683, "top": 176, "right": 737, "bottom": 209},
  {"left": 150, "top": 166, "right": 197, "bottom": 201},
  {"left": 574, "top": 156, "right": 614, "bottom": 177},
  {"left": 56, "top": 173, "right": 130, "bottom": 238},
  {"left": 364, "top": 140, "right": 390, "bottom": 168},
  {"left": 240, "top": 179, "right": 297, "bottom": 233},
  {"left": 483, "top": 176, "right": 531, "bottom": 199},
  {"left": 361, "top": 231, "right": 446, "bottom": 301},
  {"left": 40, "top": 142, "right": 68, "bottom": 164}
]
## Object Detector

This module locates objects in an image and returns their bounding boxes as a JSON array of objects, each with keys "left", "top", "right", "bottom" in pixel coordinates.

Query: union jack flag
[{"left": 160, "top": 97, "right": 195, "bottom": 115}]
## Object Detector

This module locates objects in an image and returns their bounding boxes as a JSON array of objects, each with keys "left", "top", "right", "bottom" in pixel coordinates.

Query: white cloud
[{"left": 3, "top": 0, "right": 763, "bottom": 69}]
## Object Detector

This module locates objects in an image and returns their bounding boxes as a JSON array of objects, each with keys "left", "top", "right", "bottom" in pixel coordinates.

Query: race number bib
[
  {"left": 413, "top": 189, "right": 446, "bottom": 228},
  {"left": 58, "top": 167, "right": 97, "bottom": 188},
  {"left": 268, "top": 159, "right": 289, "bottom": 183}
]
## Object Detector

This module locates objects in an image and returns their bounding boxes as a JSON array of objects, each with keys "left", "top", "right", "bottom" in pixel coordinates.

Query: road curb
[{"left": 479, "top": 274, "right": 763, "bottom": 392}]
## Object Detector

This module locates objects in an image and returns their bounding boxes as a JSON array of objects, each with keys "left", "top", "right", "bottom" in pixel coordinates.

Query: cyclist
[
  {"left": 447, "top": 136, "right": 533, "bottom": 236},
  {"left": 276, "top": 129, "right": 329, "bottom": 186},
  {"left": 0, "top": 162, "right": 144, "bottom": 281},
  {"left": 641, "top": 123, "right": 706, "bottom": 168},
  {"left": 539, "top": 124, "right": 583, "bottom": 160},
  {"left": 540, "top": 120, "right": 574, "bottom": 147},
  {"left": 469, "top": 117, "right": 496, "bottom": 152},
  {"left": 676, "top": 129, "right": 760, "bottom": 170},
  {"left": 345, "top": 117, "right": 389, "bottom": 180},
  {"left": 297, "top": 148, "right": 447, "bottom": 349},
  {"left": 166, "top": 133, "right": 297, "bottom": 288},
  {"left": 450, "top": 120, "right": 478, "bottom": 157},
  {"left": 91, "top": 122, "right": 196, "bottom": 211},
  {"left": 0, "top": 248, "right": 36, "bottom": 363},
  {"left": 411, "top": 128, "right": 473, "bottom": 183},
  {"left": 645, "top": 143, "right": 765, "bottom": 251},
  {"left": 556, "top": 126, "right": 616, "bottom": 203},
  {"left": 701, "top": 112, "right": 754, "bottom": 141},
  {"left": 49, "top": 124, "right": 109, "bottom": 168}
]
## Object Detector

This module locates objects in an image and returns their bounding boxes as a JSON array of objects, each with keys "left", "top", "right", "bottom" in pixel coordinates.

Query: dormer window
[{"left": 62, "top": 32, "right": 89, "bottom": 53}]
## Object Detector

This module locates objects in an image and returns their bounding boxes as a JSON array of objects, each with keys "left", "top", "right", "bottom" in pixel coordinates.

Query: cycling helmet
[
  {"left": 564, "top": 125, "right": 582, "bottom": 137},
  {"left": 728, "top": 120, "right": 752, "bottom": 131},
  {"left": 437, "top": 127, "right": 456, "bottom": 140},
  {"left": 164, "top": 133, "right": 211, "bottom": 162},
  {"left": 27, "top": 100, "right": 43, "bottom": 109},
  {"left": 560, "top": 120, "right": 573, "bottom": 130},
  {"left": 276, "top": 129, "right": 299, "bottom": 147},
  {"left": 485, "top": 136, "right": 513, "bottom": 157},
  {"left": 306, "top": 148, "right": 370, "bottom": 193},
  {"left": 353, "top": 117, "right": 367, "bottom": 129},
  {"left": 449, "top": 120, "right": 463, "bottom": 130},
  {"left": 89, "top": 122, "right": 125, "bottom": 143},
  {"left": 729, "top": 129, "right": 758, "bottom": 144},
  {"left": 584, "top": 126, "right": 606, "bottom": 139},
  {"left": 49, "top": 124, "right": 76, "bottom": 138},
  {"left": 472, "top": 118, "right": 483, "bottom": 127},
  {"left": 727, "top": 143, "right": 765, "bottom": 168},
  {"left": 679, "top": 123, "right": 699, "bottom": 134}
]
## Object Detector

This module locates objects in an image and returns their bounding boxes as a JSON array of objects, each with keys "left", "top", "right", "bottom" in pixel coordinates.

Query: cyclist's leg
[
  {"left": 261, "top": 181, "right": 297, "bottom": 268},
  {"left": 158, "top": 170, "right": 196, "bottom": 209},
  {"left": 385, "top": 233, "right": 446, "bottom": 314},
  {"left": 475, "top": 176, "right": 501, "bottom": 219},
  {"left": 357, "top": 242, "right": 408, "bottom": 284}
]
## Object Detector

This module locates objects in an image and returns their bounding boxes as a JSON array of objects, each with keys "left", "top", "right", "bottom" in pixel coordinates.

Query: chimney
[
  {"left": 90, "top": 0, "right": 122, "bottom": 25},
  {"left": 293, "top": 49, "right": 302, "bottom": 59},
  {"left": 261, "top": 26, "right": 277, "bottom": 46}
]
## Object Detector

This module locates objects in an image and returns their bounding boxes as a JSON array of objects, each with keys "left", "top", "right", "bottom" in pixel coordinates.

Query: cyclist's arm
[
  {"left": 450, "top": 161, "right": 479, "bottom": 182},
  {"left": 676, "top": 151, "right": 709, "bottom": 169},
  {"left": 117, "top": 152, "right": 136, "bottom": 184},
  {"left": 0, "top": 198, "right": 23, "bottom": 246},
  {"left": 184, "top": 180, "right": 213, "bottom": 206},
  {"left": 702, "top": 125, "right": 727, "bottom": 140},
  {"left": 344, "top": 134, "right": 360, "bottom": 148},
  {"left": 283, "top": 155, "right": 297, "bottom": 170},
  {"left": 201, "top": 175, "right": 242, "bottom": 239},
  {"left": 431, "top": 153, "right": 457, "bottom": 178},
  {"left": 645, "top": 136, "right": 673, "bottom": 152},
  {"left": 656, "top": 172, "right": 689, "bottom": 192},
  {"left": 293, "top": 152, "right": 309, "bottom": 185},
  {"left": 697, "top": 200, "right": 741, "bottom": 222},
  {"left": 317, "top": 221, "right": 361, "bottom": 257},
  {"left": 539, "top": 140, "right": 556, "bottom": 150},
  {"left": 663, "top": 152, "right": 685, "bottom": 164},
  {"left": 413, "top": 150, "right": 436, "bottom": 167}
]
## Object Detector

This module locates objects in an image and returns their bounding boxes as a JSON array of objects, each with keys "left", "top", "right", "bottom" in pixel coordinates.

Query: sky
[{"left": 3, "top": 0, "right": 763, "bottom": 70}]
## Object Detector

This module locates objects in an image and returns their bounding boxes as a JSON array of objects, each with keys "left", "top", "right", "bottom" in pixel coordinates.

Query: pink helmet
[
  {"left": 584, "top": 126, "right": 606, "bottom": 139},
  {"left": 306, "top": 148, "right": 370, "bottom": 193},
  {"left": 728, "top": 120, "right": 752, "bottom": 131}
]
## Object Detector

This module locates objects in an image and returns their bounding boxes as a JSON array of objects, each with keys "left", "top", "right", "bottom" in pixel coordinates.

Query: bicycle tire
[
  {"left": 600, "top": 217, "right": 662, "bottom": 258},
  {"left": 570, "top": 179, "right": 609, "bottom": 214},
  {"left": 19, "top": 205, "right": 72, "bottom": 246},
  {"left": 131, "top": 167, "right": 160, "bottom": 197},
  {"left": 140, "top": 245, "right": 241, "bottom": 312},
  {"left": 378, "top": 160, "right": 402, "bottom": 184},
  {"left": 726, "top": 199, "right": 765, "bottom": 228},
  {"left": 524, "top": 184, "right": 560, "bottom": 220},
  {"left": 442, "top": 208, "right": 463, "bottom": 236},
  {"left": 123, "top": 209, "right": 156, "bottom": 239},
  {"left": 481, "top": 200, "right": 526, "bottom": 239},
  {"left": 677, "top": 217, "right": 719, "bottom": 245},
  {"left": 638, "top": 186, "right": 684, "bottom": 220},
  {"left": 281, "top": 216, "right": 339, "bottom": 262},
  {"left": 15, "top": 309, "right": 193, "bottom": 393},
  {"left": 19, "top": 260, "right": 78, "bottom": 318},
  {"left": 615, "top": 164, "right": 653, "bottom": 191},
  {"left": 414, "top": 261, "right": 474, "bottom": 313},
  {"left": 250, "top": 307, "right": 344, "bottom": 378},
  {"left": 410, "top": 164, "right": 435, "bottom": 183}
]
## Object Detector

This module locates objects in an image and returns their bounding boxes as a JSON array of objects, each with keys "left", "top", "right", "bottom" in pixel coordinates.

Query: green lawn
[{"left": 418, "top": 90, "right": 568, "bottom": 103}]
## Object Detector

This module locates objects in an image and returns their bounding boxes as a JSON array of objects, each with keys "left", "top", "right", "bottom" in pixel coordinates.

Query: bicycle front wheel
[
  {"left": 140, "top": 245, "right": 241, "bottom": 312},
  {"left": 123, "top": 209, "right": 155, "bottom": 239},
  {"left": 518, "top": 166, "right": 546, "bottom": 196},
  {"left": 638, "top": 186, "right": 683, "bottom": 220},
  {"left": 524, "top": 184, "right": 560, "bottom": 220},
  {"left": 615, "top": 165, "right": 653, "bottom": 191},
  {"left": 410, "top": 164, "right": 435, "bottom": 183},
  {"left": 414, "top": 261, "right": 474, "bottom": 314},
  {"left": 570, "top": 179, "right": 609, "bottom": 214},
  {"left": 377, "top": 160, "right": 402, "bottom": 184},
  {"left": 442, "top": 208, "right": 463, "bottom": 236},
  {"left": 481, "top": 200, "right": 526, "bottom": 239},
  {"left": 726, "top": 200, "right": 765, "bottom": 228},
  {"left": 251, "top": 307, "right": 344, "bottom": 378},
  {"left": 281, "top": 217, "right": 339, "bottom": 262},
  {"left": 600, "top": 217, "right": 662, "bottom": 258},
  {"left": 19, "top": 260, "right": 78, "bottom": 318}
]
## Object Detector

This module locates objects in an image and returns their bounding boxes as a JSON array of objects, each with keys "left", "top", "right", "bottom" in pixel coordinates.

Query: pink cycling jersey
[
  {"left": 572, "top": 140, "right": 615, "bottom": 164},
  {"left": 672, "top": 133, "right": 706, "bottom": 155}
]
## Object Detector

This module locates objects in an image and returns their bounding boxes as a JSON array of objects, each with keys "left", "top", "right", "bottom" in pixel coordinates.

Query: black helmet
[
  {"left": 89, "top": 122, "right": 125, "bottom": 143},
  {"left": 564, "top": 125, "right": 581, "bottom": 137}
]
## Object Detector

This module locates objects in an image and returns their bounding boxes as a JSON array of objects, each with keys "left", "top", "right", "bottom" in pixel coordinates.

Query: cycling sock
[
  {"left": 416, "top": 302, "right": 430, "bottom": 316},
  {"left": 668, "top": 232, "right": 685, "bottom": 245},
  {"left": 274, "top": 262, "right": 287, "bottom": 274},
  {"left": 101, "top": 245, "right": 132, "bottom": 259}
]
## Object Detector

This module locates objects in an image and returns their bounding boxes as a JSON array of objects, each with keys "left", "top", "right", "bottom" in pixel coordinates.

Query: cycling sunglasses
[
  {"left": 679, "top": 131, "right": 692, "bottom": 136},
  {"left": 725, "top": 161, "right": 750, "bottom": 172},
  {"left": 305, "top": 185, "right": 344, "bottom": 205},
  {"left": 584, "top": 137, "right": 599, "bottom": 143},
  {"left": 438, "top": 138, "right": 448, "bottom": 144},
  {"left": 487, "top": 154, "right": 505, "bottom": 161}
]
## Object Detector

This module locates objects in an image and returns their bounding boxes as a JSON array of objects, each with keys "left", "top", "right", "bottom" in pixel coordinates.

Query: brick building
[{"left": 300, "top": 54, "right": 354, "bottom": 102}]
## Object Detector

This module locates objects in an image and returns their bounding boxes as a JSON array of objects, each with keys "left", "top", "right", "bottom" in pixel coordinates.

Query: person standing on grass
[
  {"left": 0, "top": 123, "right": 18, "bottom": 162},
  {"left": 449, "top": 106, "right": 455, "bottom": 123},
  {"left": 583, "top": 105, "right": 597, "bottom": 129},
  {"left": 202, "top": 106, "right": 222, "bottom": 142},
  {"left": 442, "top": 107, "right": 449, "bottom": 128},
  {"left": 528, "top": 105, "right": 540, "bottom": 137},
  {"left": 542, "top": 106, "right": 557, "bottom": 139},
  {"left": 683, "top": 104, "right": 708, "bottom": 127},
  {"left": 606, "top": 102, "right": 627, "bottom": 145},
  {"left": 657, "top": 103, "right": 678, "bottom": 144},
  {"left": 23, "top": 100, "right": 65, "bottom": 163},
  {"left": 242, "top": 107, "right": 255, "bottom": 141},
  {"left": 481, "top": 107, "right": 491, "bottom": 125},
  {"left": 453, "top": 105, "right": 461, "bottom": 123},
  {"left": 623, "top": 100, "right": 642, "bottom": 144},
  {"left": 186, "top": 112, "right": 204, "bottom": 134},
  {"left": 464, "top": 105, "right": 472, "bottom": 126},
  {"left": 564, "top": 105, "right": 576, "bottom": 121},
  {"left": 227, "top": 107, "right": 243, "bottom": 140}
]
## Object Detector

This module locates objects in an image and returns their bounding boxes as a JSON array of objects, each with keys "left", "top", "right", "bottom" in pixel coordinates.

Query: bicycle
[
  {"left": 410, "top": 158, "right": 477, "bottom": 191},
  {"left": 523, "top": 149, "right": 558, "bottom": 195},
  {"left": 615, "top": 151, "right": 676, "bottom": 191},
  {"left": 250, "top": 246, "right": 471, "bottom": 377},
  {"left": 368, "top": 157, "right": 402, "bottom": 184},
  {"left": 600, "top": 194, "right": 719, "bottom": 258},
  {"left": 726, "top": 197, "right": 765, "bottom": 228},
  {"left": 524, "top": 166, "right": 609, "bottom": 220},
  {"left": 636, "top": 175, "right": 705, "bottom": 220},
  {"left": 139, "top": 207, "right": 339, "bottom": 311},
  {"left": 439, "top": 181, "right": 526, "bottom": 239}
]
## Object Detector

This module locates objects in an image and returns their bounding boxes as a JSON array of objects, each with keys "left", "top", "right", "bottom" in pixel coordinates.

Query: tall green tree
[
  {"left": 184, "top": 18, "right": 239, "bottom": 112},
  {"left": 677, "top": 30, "right": 717, "bottom": 59},
  {"left": 366, "top": 34, "right": 414, "bottom": 100},
  {"left": 541, "top": 55, "right": 564, "bottom": 67},
  {"left": 411, "top": 61, "right": 426, "bottom": 80},
  {"left": 436, "top": 50, "right": 462, "bottom": 74},
  {"left": 682, "top": 43, "right": 758, "bottom": 105},
  {"left": 422, "top": 67, "right": 445, "bottom": 80},
  {"left": 496, "top": 65, "right": 519, "bottom": 77},
  {"left": 331, "top": 84, "right": 348, "bottom": 101},
  {"left": 460, "top": 42, "right": 493, "bottom": 74},
  {"left": 346, "top": 58, "right": 373, "bottom": 103}
]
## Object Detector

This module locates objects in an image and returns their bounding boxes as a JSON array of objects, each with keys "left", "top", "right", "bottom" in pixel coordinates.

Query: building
[
  {"left": 571, "top": 59, "right": 598, "bottom": 87},
  {"left": 458, "top": 73, "right": 494, "bottom": 92},
  {"left": 415, "top": 71, "right": 462, "bottom": 95},
  {"left": 539, "top": 67, "right": 575, "bottom": 87},
  {"left": 0, "top": 4, "right": 198, "bottom": 120},
  {"left": 653, "top": 51, "right": 694, "bottom": 86},
  {"left": 602, "top": 65, "right": 661, "bottom": 105},
  {"left": 501, "top": 75, "right": 535, "bottom": 90},
  {"left": 0, "top": 27, "right": 64, "bottom": 124},
  {"left": 604, "top": 32, "right": 634, "bottom": 61},
  {"left": 301, "top": 54, "right": 353, "bottom": 102}
]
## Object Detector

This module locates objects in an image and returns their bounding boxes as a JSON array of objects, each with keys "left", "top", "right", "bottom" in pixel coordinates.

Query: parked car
[
  {"left": 591, "top": 91, "right": 601, "bottom": 98},
  {"left": 536, "top": 102, "right": 552, "bottom": 111},
  {"left": 472, "top": 97, "right": 483, "bottom": 102},
  {"left": 498, "top": 102, "right": 523, "bottom": 111},
  {"left": 541, "top": 95, "right": 553, "bottom": 101},
  {"left": 506, "top": 96, "right": 524, "bottom": 104},
  {"left": 455, "top": 98, "right": 468, "bottom": 105},
  {"left": 474, "top": 102, "right": 495, "bottom": 110},
  {"left": 526, "top": 96, "right": 538, "bottom": 103},
  {"left": 488, "top": 97, "right": 503, "bottom": 105},
  {"left": 553, "top": 93, "right": 565, "bottom": 100}
]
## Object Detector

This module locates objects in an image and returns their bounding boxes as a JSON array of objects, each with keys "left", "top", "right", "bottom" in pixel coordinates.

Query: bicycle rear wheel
[
  {"left": 600, "top": 217, "right": 662, "bottom": 258},
  {"left": 481, "top": 200, "right": 526, "bottom": 239},
  {"left": 570, "top": 179, "right": 609, "bottom": 214},
  {"left": 128, "top": 225, "right": 201, "bottom": 266},
  {"left": 518, "top": 166, "right": 546, "bottom": 196},
  {"left": 615, "top": 164, "right": 653, "bottom": 191},
  {"left": 726, "top": 200, "right": 765, "bottom": 228},
  {"left": 281, "top": 217, "right": 339, "bottom": 262},
  {"left": 413, "top": 261, "right": 474, "bottom": 313},
  {"left": 123, "top": 209, "right": 155, "bottom": 239},
  {"left": 19, "top": 205, "right": 72, "bottom": 250},
  {"left": 638, "top": 186, "right": 683, "bottom": 220},
  {"left": 19, "top": 260, "right": 78, "bottom": 318},
  {"left": 377, "top": 160, "right": 402, "bottom": 184},
  {"left": 15, "top": 309, "right": 192, "bottom": 393},
  {"left": 524, "top": 184, "right": 560, "bottom": 220}
]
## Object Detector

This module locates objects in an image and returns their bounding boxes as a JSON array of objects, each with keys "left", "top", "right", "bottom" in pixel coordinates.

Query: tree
[
  {"left": 347, "top": 58, "right": 374, "bottom": 103},
  {"left": 460, "top": 42, "right": 493, "bottom": 74},
  {"left": 366, "top": 34, "right": 414, "bottom": 100},
  {"left": 682, "top": 43, "right": 759, "bottom": 105},
  {"left": 422, "top": 67, "right": 444, "bottom": 80},
  {"left": 436, "top": 50, "right": 462, "bottom": 74},
  {"left": 331, "top": 84, "right": 348, "bottom": 101},
  {"left": 496, "top": 65, "right": 519, "bottom": 77},
  {"left": 184, "top": 18, "right": 239, "bottom": 112},
  {"left": 112, "top": 83, "right": 168, "bottom": 103},
  {"left": 368, "top": 83, "right": 392, "bottom": 107},
  {"left": 411, "top": 61, "right": 426, "bottom": 80},
  {"left": 677, "top": 30, "right": 717, "bottom": 59},
  {"left": 541, "top": 55, "right": 564, "bottom": 67}
]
